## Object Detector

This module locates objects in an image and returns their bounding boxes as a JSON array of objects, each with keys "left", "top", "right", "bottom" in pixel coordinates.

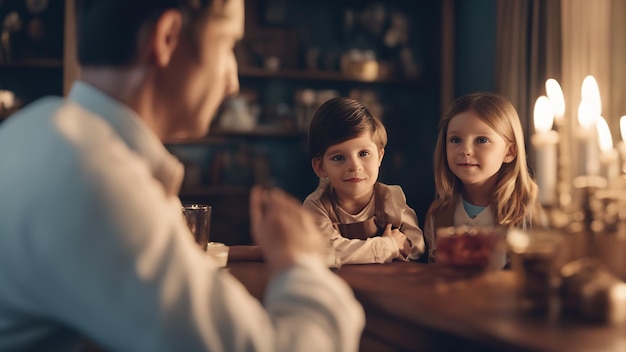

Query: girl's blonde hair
[{"left": 429, "top": 92, "right": 540, "bottom": 227}]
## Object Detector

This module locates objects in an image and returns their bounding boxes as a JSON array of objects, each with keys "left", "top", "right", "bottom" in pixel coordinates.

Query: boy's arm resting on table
[
  {"left": 423, "top": 213, "right": 437, "bottom": 263},
  {"left": 386, "top": 185, "right": 426, "bottom": 261},
  {"left": 303, "top": 198, "right": 399, "bottom": 264},
  {"left": 397, "top": 206, "right": 425, "bottom": 261},
  {"left": 7, "top": 142, "right": 363, "bottom": 352}
]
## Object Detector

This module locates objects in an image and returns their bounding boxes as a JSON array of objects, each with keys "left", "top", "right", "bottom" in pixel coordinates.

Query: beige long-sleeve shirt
[{"left": 304, "top": 182, "right": 425, "bottom": 264}]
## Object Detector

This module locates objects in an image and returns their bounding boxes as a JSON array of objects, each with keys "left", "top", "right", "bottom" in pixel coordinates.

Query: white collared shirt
[{"left": 0, "top": 81, "right": 364, "bottom": 352}]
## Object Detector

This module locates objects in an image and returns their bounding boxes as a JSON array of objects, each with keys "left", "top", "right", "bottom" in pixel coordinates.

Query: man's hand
[
  {"left": 382, "top": 224, "right": 410, "bottom": 258},
  {"left": 249, "top": 185, "right": 324, "bottom": 276}
]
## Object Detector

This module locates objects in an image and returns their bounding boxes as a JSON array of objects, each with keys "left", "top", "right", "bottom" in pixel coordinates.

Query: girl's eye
[
  {"left": 449, "top": 137, "right": 461, "bottom": 144},
  {"left": 476, "top": 137, "right": 489, "bottom": 144},
  {"left": 330, "top": 155, "right": 344, "bottom": 162},
  {"left": 359, "top": 151, "right": 370, "bottom": 157}
]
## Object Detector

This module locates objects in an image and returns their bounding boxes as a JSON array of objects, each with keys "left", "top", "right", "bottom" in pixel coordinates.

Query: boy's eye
[
  {"left": 476, "top": 137, "right": 489, "bottom": 144},
  {"left": 330, "top": 155, "right": 345, "bottom": 162},
  {"left": 448, "top": 137, "right": 460, "bottom": 144},
  {"left": 359, "top": 151, "right": 370, "bottom": 157}
]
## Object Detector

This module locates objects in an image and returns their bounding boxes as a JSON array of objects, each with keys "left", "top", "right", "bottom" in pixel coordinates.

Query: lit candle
[
  {"left": 531, "top": 96, "right": 558, "bottom": 206},
  {"left": 545, "top": 79, "right": 565, "bottom": 124},
  {"left": 577, "top": 75, "right": 602, "bottom": 177},
  {"left": 581, "top": 75, "right": 602, "bottom": 117},
  {"left": 596, "top": 116, "right": 618, "bottom": 186},
  {"left": 577, "top": 100, "right": 599, "bottom": 176},
  {"left": 545, "top": 78, "right": 568, "bottom": 208}
]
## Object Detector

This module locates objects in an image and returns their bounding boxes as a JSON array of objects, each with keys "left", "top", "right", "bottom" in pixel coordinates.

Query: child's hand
[{"left": 382, "top": 224, "right": 410, "bottom": 258}]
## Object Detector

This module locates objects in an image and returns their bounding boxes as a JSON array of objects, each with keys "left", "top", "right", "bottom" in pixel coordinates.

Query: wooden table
[{"left": 227, "top": 246, "right": 626, "bottom": 352}]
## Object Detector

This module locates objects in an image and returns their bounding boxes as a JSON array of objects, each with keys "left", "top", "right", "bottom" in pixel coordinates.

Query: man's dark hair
[{"left": 76, "top": 0, "right": 213, "bottom": 66}]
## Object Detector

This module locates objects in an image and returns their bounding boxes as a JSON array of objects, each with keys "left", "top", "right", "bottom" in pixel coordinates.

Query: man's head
[{"left": 76, "top": 0, "right": 244, "bottom": 138}]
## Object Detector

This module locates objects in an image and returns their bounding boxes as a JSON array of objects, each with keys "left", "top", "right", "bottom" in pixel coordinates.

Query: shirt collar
[{"left": 67, "top": 81, "right": 183, "bottom": 196}]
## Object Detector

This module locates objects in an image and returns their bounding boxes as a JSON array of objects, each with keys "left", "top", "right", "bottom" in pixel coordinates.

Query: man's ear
[
  {"left": 312, "top": 157, "right": 327, "bottom": 178},
  {"left": 378, "top": 148, "right": 385, "bottom": 166},
  {"left": 151, "top": 9, "right": 182, "bottom": 67},
  {"left": 503, "top": 144, "right": 517, "bottom": 163}
]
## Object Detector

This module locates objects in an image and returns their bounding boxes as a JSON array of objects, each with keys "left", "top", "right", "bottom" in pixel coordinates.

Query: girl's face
[
  {"left": 445, "top": 111, "right": 515, "bottom": 190},
  {"left": 312, "top": 131, "right": 384, "bottom": 205}
]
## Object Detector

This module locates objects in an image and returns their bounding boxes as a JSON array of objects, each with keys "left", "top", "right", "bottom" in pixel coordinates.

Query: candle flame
[
  {"left": 545, "top": 79, "right": 565, "bottom": 120},
  {"left": 577, "top": 100, "right": 597, "bottom": 128},
  {"left": 533, "top": 96, "right": 554, "bottom": 133},
  {"left": 581, "top": 75, "right": 602, "bottom": 117},
  {"left": 596, "top": 116, "right": 613, "bottom": 152}
]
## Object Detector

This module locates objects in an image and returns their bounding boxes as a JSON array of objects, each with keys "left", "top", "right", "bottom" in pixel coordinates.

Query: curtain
[
  {"left": 495, "top": 0, "right": 626, "bottom": 210},
  {"left": 610, "top": 0, "right": 626, "bottom": 137},
  {"left": 495, "top": 0, "right": 561, "bottom": 153}
]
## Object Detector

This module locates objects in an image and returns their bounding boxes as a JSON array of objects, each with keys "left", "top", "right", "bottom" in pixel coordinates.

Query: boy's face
[
  {"left": 445, "top": 110, "right": 515, "bottom": 189},
  {"left": 159, "top": 0, "right": 245, "bottom": 138},
  {"left": 312, "top": 132, "right": 384, "bottom": 206}
]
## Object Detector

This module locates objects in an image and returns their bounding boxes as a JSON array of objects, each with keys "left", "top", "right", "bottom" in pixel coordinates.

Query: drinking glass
[{"left": 181, "top": 204, "right": 212, "bottom": 251}]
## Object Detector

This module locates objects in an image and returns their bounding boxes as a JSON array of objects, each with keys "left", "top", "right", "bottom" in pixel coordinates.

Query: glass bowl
[{"left": 435, "top": 226, "right": 507, "bottom": 270}]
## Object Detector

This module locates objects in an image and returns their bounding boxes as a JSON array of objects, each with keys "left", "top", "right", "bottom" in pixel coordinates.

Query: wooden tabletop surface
[{"left": 226, "top": 246, "right": 626, "bottom": 352}]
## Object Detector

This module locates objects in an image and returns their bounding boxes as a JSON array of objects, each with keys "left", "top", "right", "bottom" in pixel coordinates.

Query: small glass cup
[
  {"left": 181, "top": 204, "right": 212, "bottom": 251},
  {"left": 206, "top": 242, "right": 230, "bottom": 267},
  {"left": 508, "top": 229, "right": 564, "bottom": 311}
]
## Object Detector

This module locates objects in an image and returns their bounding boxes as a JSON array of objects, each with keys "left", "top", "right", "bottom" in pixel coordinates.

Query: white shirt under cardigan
[
  {"left": 304, "top": 181, "right": 425, "bottom": 264},
  {"left": 0, "top": 81, "right": 364, "bottom": 352}
]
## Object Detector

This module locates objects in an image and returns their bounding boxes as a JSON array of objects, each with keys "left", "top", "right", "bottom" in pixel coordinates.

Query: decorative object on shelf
[
  {"left": 218, "top": 96, "right": 260, "bottom": 132},
  {"left": 0, "top": 0, "right": 62, "bottom": 62},
  {"left": 25, "top": 0, "right": 49, "bottom": 14},
  {"left": 0, "top": 89, "right": 15, "bottom": 110},
  {"left": 340, "top": 49, "right": 379, "bottom": 81},
  {"left": 0, "top": 11, "right": 21, "bottom": 63}
]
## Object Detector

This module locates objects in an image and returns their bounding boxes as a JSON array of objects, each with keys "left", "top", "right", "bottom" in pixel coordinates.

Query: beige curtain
[
  {"left": 496, "top": 0, "right": 626, "bottom": 209},
  {"left": 495, "top": 0, "right": 561, "bottom": 163},
  {"left": 610, "top": 0, "right": 626, "bottom": 134},
  {"left": 562, "top": 0, "right": 626, "bottom": 135}
]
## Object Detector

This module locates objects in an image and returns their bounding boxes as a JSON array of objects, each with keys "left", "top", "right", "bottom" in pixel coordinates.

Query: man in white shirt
[{"left": 0, "top": 1, "right": 364, "bottom": 351}]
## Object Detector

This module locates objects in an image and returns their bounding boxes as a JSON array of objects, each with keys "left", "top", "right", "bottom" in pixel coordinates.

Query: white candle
[
  {"left": 545, "top": 78, "right": 569, "bottom": 208},
  {"left": 596, "top": 117, "right": 618, "bottom": 186},
  {"left": 577, "top": 100, "right": 600, "bottom": 176},
  {"left": 531, "top": 96, "right": 559, "bottom": 206},
  {"left": 577, "top": 76, "right": 603, "bottom": 177}
]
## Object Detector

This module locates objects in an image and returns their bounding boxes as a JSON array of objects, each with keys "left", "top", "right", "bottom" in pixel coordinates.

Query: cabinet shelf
[
  {"left": 179, "top": 185, "right": 250, "bottom": 197},
  {"left": 238, "top": 66, "right": 420, "bottom": 85},
  {"left": 165, "top": 127, "right": 306, "bottom": 145},
  {"left": 0, "top": 59, "right": 63, "bottom": 69}
]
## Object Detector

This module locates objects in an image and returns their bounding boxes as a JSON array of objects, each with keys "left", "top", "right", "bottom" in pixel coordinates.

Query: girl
[
  {"left": 303, "top": 97, "right": 425, "bottom": 264},
  {"left": 424, "top": 92, "right": 545, "bottom": 264}
]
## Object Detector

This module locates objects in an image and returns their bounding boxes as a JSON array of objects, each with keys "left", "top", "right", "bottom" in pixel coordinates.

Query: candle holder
[{"left": 554, "top": 118, "right": 572, "bottom": 212}]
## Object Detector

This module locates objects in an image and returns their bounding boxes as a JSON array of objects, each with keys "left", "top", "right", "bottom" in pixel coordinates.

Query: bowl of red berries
[{"left": 435, "top": 226, "right": 507, "bottom": 270}]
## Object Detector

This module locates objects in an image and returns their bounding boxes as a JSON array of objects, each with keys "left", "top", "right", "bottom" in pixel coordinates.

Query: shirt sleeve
[
  {"left": 384, "top": 185, "right": 426, "bottom": 261},
  {"left": 303, "top": 197, "right": 399, "bottom": 264},
  {"left": 423, "top": 213, "right": 437, "bottom": 263},
  {"left": 12, "top": 136, "right": 364, "bottom": 352}
]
